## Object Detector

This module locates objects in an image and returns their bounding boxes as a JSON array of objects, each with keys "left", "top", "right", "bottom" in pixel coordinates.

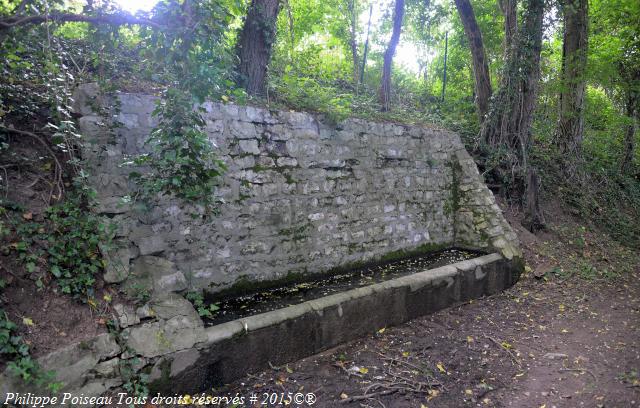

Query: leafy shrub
[
  {"left": 185, "top": 291, "right": 220, "bottom": 318},
  {"left": 271, "top": 73, "right": 353, "bottom": 123}
]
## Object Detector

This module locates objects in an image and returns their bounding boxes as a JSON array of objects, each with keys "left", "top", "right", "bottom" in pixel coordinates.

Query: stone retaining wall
[{"left": 75, "top": 84, "right": 521, "bottom": 295}]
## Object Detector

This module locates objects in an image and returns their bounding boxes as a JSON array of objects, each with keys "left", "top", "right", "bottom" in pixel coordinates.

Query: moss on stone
[
  {"left": 251, "top": 164, "right": 270, "bottom": 172},
  {"left": 278, "top": 224, "right": 308, "bottom": 241},
  {"left": 377, "top": 242, "right": 450, "bottom": 263},
  {"left": 283, "top": 173, "right": 297, "bottom": 184},
  {"left": 206, "top": 271, "right": 307, "bottom": 300}
]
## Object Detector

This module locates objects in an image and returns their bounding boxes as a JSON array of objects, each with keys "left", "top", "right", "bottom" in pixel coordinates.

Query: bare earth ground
[{"left": 213, "top": 203, "right": 640, "bottom": 408}]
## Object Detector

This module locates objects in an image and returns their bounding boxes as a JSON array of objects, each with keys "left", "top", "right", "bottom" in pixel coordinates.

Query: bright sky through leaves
[
  {"left": 358, "top": 3, "right": 426, "bottom": 74},
  {"left": 114, "top": 0, "right": 158, "bottom": 13}
]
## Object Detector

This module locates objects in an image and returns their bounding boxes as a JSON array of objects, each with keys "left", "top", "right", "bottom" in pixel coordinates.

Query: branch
[
  {"left": 0, "top": 12, "right": 163, "bottom": 31},
  {"left": 15, "top": 0, "right": 29, "bottom": 15}
]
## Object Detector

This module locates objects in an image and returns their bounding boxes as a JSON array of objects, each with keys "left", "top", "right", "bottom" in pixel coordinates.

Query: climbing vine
[{"left": 128, "top": 88, "right": 227, "bottom": 212}]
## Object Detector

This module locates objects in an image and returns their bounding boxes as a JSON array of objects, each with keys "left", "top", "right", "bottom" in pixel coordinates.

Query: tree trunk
[
  {"left": 523, "top": 168, "right": 545, "bottom": 232},
  {"left": 379, "top": 0, "right": 405, "bottom": 111},
  {"left": 360, "top": 4, "right": 373, "bottom": 85},
  {"left": 621, "top": 92, "right": 638, "bottom": 174},
  {"left": 556, "top": 0, "right": 588, "bottom": 156},
  {"left": 498, "top": 0, "right": 517, "bottom": 53},
  {"left": 454, "top": 0, "right": 492, "bottom": 121},
  {"left": 237, "top": 0, "right": 281, "bottom": 97},
  {"left": 285, "top": 0, "right": 295, "bottom": 57},
  {"left": 441, "top": 31, "right": 448, "bottom": 102},
  {"left": 347, "top": 0, "right": 359, "bottom": 84}
]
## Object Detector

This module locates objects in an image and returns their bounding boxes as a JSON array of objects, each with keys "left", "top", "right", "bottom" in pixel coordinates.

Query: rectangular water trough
[{"left": 148, "top": 252, "right": 521, "bottom": 393}]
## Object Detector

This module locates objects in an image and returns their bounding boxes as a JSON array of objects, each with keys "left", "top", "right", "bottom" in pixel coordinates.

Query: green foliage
[
  {"left": 185, "top": 291, "right": 220, "bottom": 318},
  {"left": 44, "top": 190, "right": 114, "bottom": 297},
  {"left": 8, "top": 177, "right": 115, "bottom": 300},
  {"left": 108, "top": 319, "right": 149, "bottom": 404},
  {"left": 128, "top": 282, "right": 151, "bottom": 305},
  {"left": 119, "top": 357, "right": 150, "bottom": 401},
  {"left": 271, "top": 73, "right": 353, "bottom": 123},
  {"left": 0, "top": 306, "right": 61, "bottom": 391},
  {"left": 129, "top": 88, "right": 227, "bottom": 212},
  {"left": 1, "top": 0, "right": 241, "bottom": 212}
]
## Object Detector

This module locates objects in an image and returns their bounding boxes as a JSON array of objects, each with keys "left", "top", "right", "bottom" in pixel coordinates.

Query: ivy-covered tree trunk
[
  {"left": 556, "top": 0, "right": 588, "bottom": 156},
  {"left": 237, "top": 0, "right": 281, "bottom": 96},
  {"left": 479, "top": 0, "right": 546, "bottom": 230},
  {"left": 454, "top": 0, "right": 492, "bottom": 121},
  {"left": 379, "top": 0, "right": 405, "bottom": 111},
  {"left": 480, "top": 0, "right": 544, "bottom": 158}
]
